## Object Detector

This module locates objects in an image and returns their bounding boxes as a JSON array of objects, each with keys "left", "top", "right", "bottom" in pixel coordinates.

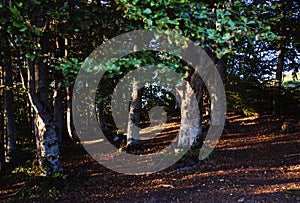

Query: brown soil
[{"left": 1, "top": 113, "right": 300, "bottom": 202}]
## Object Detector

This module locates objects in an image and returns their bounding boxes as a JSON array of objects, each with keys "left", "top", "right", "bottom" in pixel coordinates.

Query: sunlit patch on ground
[{"left": 1, "top": 113, "right": 299, "bottom": 202}]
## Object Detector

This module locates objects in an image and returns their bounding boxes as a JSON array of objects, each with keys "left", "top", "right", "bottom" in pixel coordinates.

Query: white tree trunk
[
  {"left": 127, "top": 78, "right": 142, "bottom": 146},
  {"left": 20, "top": 59, "right": 63, "bottom": 175},
  {"left": 35, "top": 62, "right": 62, "bottom": 174},
  {"left": 66, "top": 85, "right": 79, "bottom": 141},
  {"left": 35, "top": 114, "right": 61, "bottom": 173},
  {"left": 176, "top": 79, "right": 201, "bottom": 151}
]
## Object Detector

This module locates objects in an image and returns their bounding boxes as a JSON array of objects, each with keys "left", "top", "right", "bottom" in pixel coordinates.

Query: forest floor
[{"left": 1, "top": 113, "right": 300, "bottom": 202}]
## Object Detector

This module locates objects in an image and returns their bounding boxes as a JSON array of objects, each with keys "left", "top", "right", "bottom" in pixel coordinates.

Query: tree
[
  {"left": 115, "top": 0, "right": 277, "bottom": 153},
  {"left": 0, "top": 0, "right": 294, "bottom": 177},
  {"left": 272, "top": 1, "right": 299, "bottom": 114},
  {"left": 0, "top": 0, "right": 129, "bottom": 173},
  {"left": 233, "top": 0, "right": 300, "bottom": 115},
  {"left": 125, "top": 77, "right": 144, "bottom": 152},
  {"left": 3, "top": 39, "right": 17, "bottom": 163},
  {"left": 0, "top": 1, "right": 65, "bottom": 174},
  {"left": 176, "top": 70, "right": 202, "bottom": 151}
]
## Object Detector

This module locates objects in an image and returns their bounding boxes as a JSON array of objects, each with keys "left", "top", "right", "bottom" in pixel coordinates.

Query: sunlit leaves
[
  {"left": 9, "top": 6, "right": 21, "bottom": 19},
  {"left": 116, "top": 0, "right": 279, "bottom": 59},
  {"left": 143, "top": 8, "right": 152, "bottom": 15},
  {"left": 55, "top": 58, "right": 82, "bottom": 84}
]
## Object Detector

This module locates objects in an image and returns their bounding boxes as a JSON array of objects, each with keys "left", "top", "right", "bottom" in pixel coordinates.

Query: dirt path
[
  {"left": 56, "top": 114, "right": 299, "bottom": 203},
  {"left": 1, "top": 114, "right": 300, "bottom": 202}
]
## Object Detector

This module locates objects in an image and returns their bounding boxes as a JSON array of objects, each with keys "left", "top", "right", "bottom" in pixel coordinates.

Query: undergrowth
[{"left": 1, "top": 145, "right": 89, "bottom": 202}]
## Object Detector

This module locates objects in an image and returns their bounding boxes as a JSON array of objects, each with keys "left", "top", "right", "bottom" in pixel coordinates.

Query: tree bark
[
  {"left": 0, "top": 53, "right": 5, "bottom": 169},
  {"left": 126, "top": 78, "right": 143, "bottom": 150},
  {"left": 18, "top": 12, "right": 63, "bottom": 173},
  {"left": 190, "top": 70, "right": 204, "bottom": 149},
  {"left": 98, "top": 101, "right": 109, "bottom": 132},
  {"left": 66, "top": 84, "right": 79, "bottom": 141},
  {"left": 216, "top": 58, "right": 226, "bottom": 83},
  {"left": 53, "top": 70, "right": 63, "bottom": 143},
  {"left": 176, "top": 70, "right": 202, "bottom": 151},
  {"left": 3, "top": 40, "right": 17, "bottom": 163},
  {"left": 26, "top": 59, "right": 62, "bottom": 174},
  {"left": 275, "top": 45, "right": 285, "bottom": 89},
  {"left": 274, "top": 3, "right": 286, "bottom": 115}
]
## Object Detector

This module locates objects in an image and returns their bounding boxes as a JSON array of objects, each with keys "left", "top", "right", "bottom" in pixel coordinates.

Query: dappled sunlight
[
  {"left": 79, "top": 139, "right": 105, "bottom": 145},
  {"left": 2, "top": 112, "right": 300, "bottom": 202},
  {"left": 239, "top": 121, "right": 258, "bottom": 126},
  {"left": 230, "top": 115, "right": 260, "bottom": 123},
  {"left": 163, "top": 164, "right": 300, "bottom": 199},
  {"left": 247, "top": 180, "right": 300, "bottom": 195},
  {"left": 140, "top": 121, "right": 180, "bottom": 141},
  {"left": 217, "top": 133, "right": 300, "bottom": 151},
  {"left": 156, "top": 129, "right": 180, "bottom": 137}
]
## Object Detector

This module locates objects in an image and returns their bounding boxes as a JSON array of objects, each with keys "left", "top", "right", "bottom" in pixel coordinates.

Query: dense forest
[{"left": 0, "top": 0, "right": 299, "bottom": 202}]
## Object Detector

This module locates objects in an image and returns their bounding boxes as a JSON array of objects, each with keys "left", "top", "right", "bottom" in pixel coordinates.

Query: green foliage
[
  {"left": 283, "top": 80, "right": 300, "bottom": 89},
  {"left": 140, "top": 84, "right": 179, "bottom": 119},
  {"left": 7, "top": 175, "right": 66, "bottom": 201},
  {"left": 0, "top": 147, "right": 60, "bottom": 201},
  {"left": 226, "top": 75, "right": 274, "bottom": 116},
  {"left": 0, "top": 2, "right": 299, "bottom": 200},
  {"left": 55, "top": 57, "right": 82, "bottom": 85},
  {"left": 116, "top": 0, "right": 278, "bottom": 59},
  {"left": 227, "top": 74, "right": 300, "bottom": 117},
  {"left": 2, "top": 149, "right": 66, "bottom": 201}
]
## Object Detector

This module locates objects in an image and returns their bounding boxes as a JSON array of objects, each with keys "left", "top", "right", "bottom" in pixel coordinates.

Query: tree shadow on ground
[{"left": 1, "top": 113, "right": 300, "bottom": 202}]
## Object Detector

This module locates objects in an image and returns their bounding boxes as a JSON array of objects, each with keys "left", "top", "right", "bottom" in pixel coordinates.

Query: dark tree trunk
[
  {"left": 53, "top": 32, "right": 66, "bottom": 143},
  {"left": 98, "top": 101, "right": 108, "bottom": 132},
  {"left": 274, "top": 3, "right": 286, "bottom": 115},
  {"left": 0, "top": 55, "right": 5, "bottom": 170},
  {"left": 53, "top": 70, "right": 63, "bottom": 143},
  {"left": 215, "top": 58, "right": 226, "bottom": 83},
  {"left": 275, "top": 44, "right": 285, "bottom": 90},
  {"left": 3, "top": 40, "right": 17, "bottom": 163}
]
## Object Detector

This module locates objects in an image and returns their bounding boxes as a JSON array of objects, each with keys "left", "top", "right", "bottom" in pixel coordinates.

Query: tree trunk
[
  {"left": 216, "top": 58, "right": 226, "bottom": 83},
  {"left": 190, "top": 70, "right": 204, "bottom": 149},
  {"left": 26, "top": 59, "right": 62, "bottom": 174},
  {"left": 98, "top": 101, "right": 109, "bottom": 132},
  {"left": 176, "top": 71, "right": 202, "bottom": 152},
  {"left": 66, "top": 84, "right": 79, "bottom": 141},
  {"left": 126, "top": 78, "right": 143, "bottom": 152},
  {"left": 274, "top": 3, "right": 286, "bottom": 115},
  {"left": 275, "top": 44, "right": 285, "bottom": 90},
  {"left": 175, "top": 45, "right": 205, "bottom": 153},
  {"left": 3, "top": 40, "right": 17, "bottom": 163},
  {"left": 175, "top": 45, "right": 226, "bottom": 164},
  {"left": 53, "top": 70, "right": 63, "bottom": 143},
  {"left": 0, "top": 58, "right": 4, "bottom": 170},
  {"left": 53, "top": 32, "right": 66, "bottom": 143}
]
